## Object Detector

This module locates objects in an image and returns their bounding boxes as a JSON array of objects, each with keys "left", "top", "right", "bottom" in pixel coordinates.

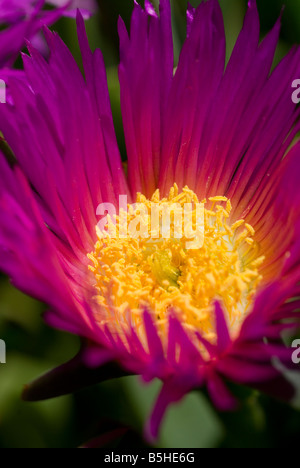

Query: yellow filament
[{"left": 88, "top": 185, "right": 264, "bottom": 344}]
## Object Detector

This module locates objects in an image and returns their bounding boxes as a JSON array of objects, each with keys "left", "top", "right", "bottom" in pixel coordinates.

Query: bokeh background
[{"left": 0, "top": 0, "right": 300, "bottom": 448}]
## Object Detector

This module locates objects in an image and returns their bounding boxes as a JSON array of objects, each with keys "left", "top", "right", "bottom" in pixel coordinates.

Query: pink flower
[{"left": 0, "top": 0, "right": 299, "bottom": 441}]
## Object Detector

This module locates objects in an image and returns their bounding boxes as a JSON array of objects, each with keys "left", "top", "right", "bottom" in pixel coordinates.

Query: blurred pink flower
[{"left": 0, "top": 0, "right": 97, "bottom": 67}]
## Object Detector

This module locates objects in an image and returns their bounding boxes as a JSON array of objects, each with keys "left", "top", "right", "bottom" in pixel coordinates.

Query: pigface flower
[{"left": 0, "top": 0, "right": 300, "bottom": 441}]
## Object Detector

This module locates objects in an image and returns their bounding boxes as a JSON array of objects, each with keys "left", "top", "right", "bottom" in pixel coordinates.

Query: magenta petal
[
  {"left": 119, "top": 0, "right": 173, "bottom": 198},
  {"left": 207, "top": 371, "right": 238, "bottom": 411},
  {"left": 215, "top": 302, "right": 231, "bottom": 353},
  {"left": 144, "top": 310, "right": 164, "bottom": 361},
  {"left": 145, "top": 380, "right": 187, "bottom": 442}
]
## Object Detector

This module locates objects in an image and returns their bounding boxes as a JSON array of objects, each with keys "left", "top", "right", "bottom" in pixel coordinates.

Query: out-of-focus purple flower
[
  {"left": 46, "top": 0, "right": 97, "bottom": 18},
  {"left": 0, "top": 0, "right": 299, "bottom": 442},
  {"left": 0, "top": 0, "right": 97, "bottom": 67}
]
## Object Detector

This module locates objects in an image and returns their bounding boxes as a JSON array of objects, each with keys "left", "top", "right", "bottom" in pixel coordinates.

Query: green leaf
[{"left": 123, "top": 376, "right": 224, "bottom": 448}]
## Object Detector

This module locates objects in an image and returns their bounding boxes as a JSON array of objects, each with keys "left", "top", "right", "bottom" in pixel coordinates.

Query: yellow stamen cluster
[{"left": 88, "top": 185, "right": 264, "bottom": 344}]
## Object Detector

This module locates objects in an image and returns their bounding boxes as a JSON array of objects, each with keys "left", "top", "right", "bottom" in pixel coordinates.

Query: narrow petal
[{"left": 119, "top": 0, "right": 173, "bottom": 197}]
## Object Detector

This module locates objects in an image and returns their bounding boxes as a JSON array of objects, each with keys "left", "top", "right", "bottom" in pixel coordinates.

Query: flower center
[{"left": 88, "top": 185, "right": 264, "bottom": 344}]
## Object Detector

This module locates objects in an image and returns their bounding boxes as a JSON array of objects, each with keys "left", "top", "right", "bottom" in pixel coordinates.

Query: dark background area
[{"left": 0, "top": 0, "right": 299, "bottom": 448}]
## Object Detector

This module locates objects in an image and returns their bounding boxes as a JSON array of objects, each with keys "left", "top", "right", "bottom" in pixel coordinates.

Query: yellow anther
[
  {"left": 245, "top": 223, "right": 255, "bottom": 236},
  {"left": 231, "top": 220, "right": 245, "bottom": 231},
  {"left": 251, "top": 256, "right": 266, "bottom": 268},
  {"left": 87, "top": 185, "right": 263, "bottom": 345},
  {"left": 209, "top": 196, "right": 228, "bottom": 202}
]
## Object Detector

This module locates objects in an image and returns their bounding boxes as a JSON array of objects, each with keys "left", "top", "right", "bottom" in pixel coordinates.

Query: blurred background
[{"left": 0, "top": 0, "right": 300, "bottom": 448}]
